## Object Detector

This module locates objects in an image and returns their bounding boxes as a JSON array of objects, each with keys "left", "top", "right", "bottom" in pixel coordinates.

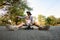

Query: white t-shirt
[{"left": 26, "top": 19, "right": 31, "bottom": 24}]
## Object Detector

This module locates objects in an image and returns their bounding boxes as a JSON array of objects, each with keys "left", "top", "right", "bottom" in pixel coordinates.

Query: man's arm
[{"left": 17, "top": 16, "right": 26, "bottom": 19}]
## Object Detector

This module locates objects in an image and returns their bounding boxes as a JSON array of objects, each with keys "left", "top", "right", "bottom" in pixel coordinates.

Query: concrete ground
[{"left": 0, "top": 26, "right": 60, "bottom": 40}]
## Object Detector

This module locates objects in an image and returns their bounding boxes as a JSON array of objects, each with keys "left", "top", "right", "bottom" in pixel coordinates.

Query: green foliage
[
  {"left": 0, "top": 0, "right": 32, "bottom": 25},
  {"left": 38, "top": 15, "right": 45, "bottom": 21},
  {"left": 46, "top": 17, "right": 52, "bottom": 25},
  {"left": 38, "top": 15, "right": 58, "bottom": 26},
  {"left": 46, "top": 16, "right": 57, "bottom": 26},
  {"left": 0, "top": 14, "right": 10, "bottom": 26},
  {"left": 38, "top": 14, "right": 46, "bottom": 26},
  {"left": 57, "top": 18, "right": 60, "bottom": 24},
  {"left": 0, "top": 0, "right": 4, "bottom": 4}
]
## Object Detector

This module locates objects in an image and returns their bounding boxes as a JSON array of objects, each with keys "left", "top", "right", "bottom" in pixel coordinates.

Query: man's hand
[{"left": 16, "top": 16, "right": 21, "bottom": 18}]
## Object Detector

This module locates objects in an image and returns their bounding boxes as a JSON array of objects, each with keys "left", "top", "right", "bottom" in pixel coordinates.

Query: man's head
[{"left": 26, "top": 11, "right": 32, "bottom": 16}]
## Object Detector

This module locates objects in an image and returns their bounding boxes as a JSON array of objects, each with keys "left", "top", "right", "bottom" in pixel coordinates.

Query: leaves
[
  {"left": 46, "top": 16, "right": 57, "bottom": 26},
  {"left": 38, "top": 14, "right": 46, "bottom": 26},
  {"left": 0, "top": 0, "right": 32, "bottom": 25}
]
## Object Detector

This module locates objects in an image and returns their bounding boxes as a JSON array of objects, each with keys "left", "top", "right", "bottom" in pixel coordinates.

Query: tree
[
  {"left": 46, "top": 16, "right": 57, "bottom": 26},
  {"left": 38, "top": 14, "right": 46, "bottom": 26},
  {"left": 0, "top": 0, "right": 32, "bottom": 25},
  {"left": 57, "top": 18, "right": 60, "bottom": 24}
]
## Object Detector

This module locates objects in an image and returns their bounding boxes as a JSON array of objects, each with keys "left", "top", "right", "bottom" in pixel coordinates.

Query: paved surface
[{"left": 0, "top": 26, "right": 60, "bottom": 40}]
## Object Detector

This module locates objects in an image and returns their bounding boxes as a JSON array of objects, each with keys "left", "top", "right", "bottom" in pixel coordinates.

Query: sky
[
  {"left": 0, "top": 0, "right": 60, "bottom": 18},
  {"left": 27, "top": 0, "right": 60, "bottom": 18}
]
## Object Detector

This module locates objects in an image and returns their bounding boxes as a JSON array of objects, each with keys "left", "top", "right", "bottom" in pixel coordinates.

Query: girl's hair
[{"left": 26, "top": 11, "right": 32, "bottom": 15}]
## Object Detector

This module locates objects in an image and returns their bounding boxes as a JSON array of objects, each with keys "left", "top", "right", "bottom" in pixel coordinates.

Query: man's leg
[
  {"left": 32, "top": 22, "right": 40, "bottom": 27},
  {"left": 33, "top": 22, "right": 50, "bottom": 30},
  {"left": 32, "top": 22, "right": 45, "bottom": 30},
  {"left": 30, "top": 22, "right": 39, "bottom": 29},
  {"left": 16, "top": 22, "right": 25, "bottom": 28}
]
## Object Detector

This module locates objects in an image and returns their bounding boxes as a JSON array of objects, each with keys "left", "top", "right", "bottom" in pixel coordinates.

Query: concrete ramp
[{"left": 0, "top": 26, "right": 60, "bottom": 40}]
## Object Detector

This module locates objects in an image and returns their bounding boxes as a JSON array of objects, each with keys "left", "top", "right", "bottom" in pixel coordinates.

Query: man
[
  {"left": 16, "top": 11, "right": 35, "bottom": 28},
  {"left": 6, "top": 11, "right": 50, "bottom": 30}
]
